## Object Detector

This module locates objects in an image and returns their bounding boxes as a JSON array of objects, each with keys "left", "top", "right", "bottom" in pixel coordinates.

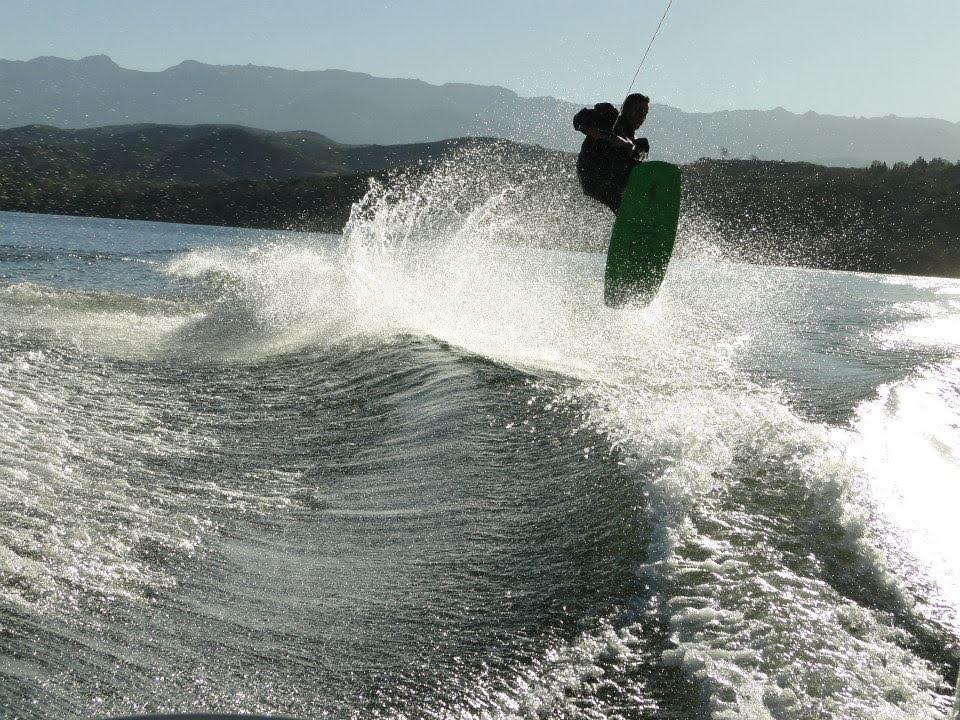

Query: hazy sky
[{"left": 3, "top": 0, "right": 957, "bottom": 121}]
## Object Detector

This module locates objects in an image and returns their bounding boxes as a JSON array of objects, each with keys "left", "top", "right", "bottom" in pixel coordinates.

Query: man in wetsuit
[{"left": 572, "top": 93, "right": 651, "bottom": 213}]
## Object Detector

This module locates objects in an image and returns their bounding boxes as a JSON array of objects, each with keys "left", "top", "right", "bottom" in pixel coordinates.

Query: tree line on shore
[{"left": 684, "top": 156, "right": 960, "bottom": 276}]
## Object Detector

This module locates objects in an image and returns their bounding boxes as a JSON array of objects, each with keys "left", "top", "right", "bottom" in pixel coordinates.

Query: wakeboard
[{"left": 604, "top": 161, "right": 682, "bottom": 307}]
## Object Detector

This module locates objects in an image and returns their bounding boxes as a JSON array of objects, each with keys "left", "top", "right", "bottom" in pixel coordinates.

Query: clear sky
[{"left": 2, "top": 0, "right": 957, "bottom": 121}]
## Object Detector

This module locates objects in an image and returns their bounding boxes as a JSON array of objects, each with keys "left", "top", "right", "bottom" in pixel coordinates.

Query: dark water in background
[{"left": 1, "top": 207, "right": 959, "bottom": 720}]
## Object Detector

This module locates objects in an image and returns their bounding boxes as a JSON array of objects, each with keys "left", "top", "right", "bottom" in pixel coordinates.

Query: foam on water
[
  {"left": 165, "top": 241, "right": 352, "bottom": 358},
  {"left": 0, "top": 343, "right": 202, "bottom": 613},
  {"left": 846, "top": 361, "right": 960, "bottom": 625},
  {"left": 574, "top": 376, "right": 954, "bottom": 718},
  {"left": 0, "top": 282, "right": 202, "bottom": 359},
  {"left": 0, "top": 285, "right": 298, "bottom": 615}
]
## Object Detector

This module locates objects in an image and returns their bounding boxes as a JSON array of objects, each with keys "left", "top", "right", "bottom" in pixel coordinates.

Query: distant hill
[
  {"left": 0, "top": 123, "right": 534, "bottom": 184},
  {"left": 2, "top": 55, "right": 959, "bottom": 167},
  {"left": 0, "top": 124, "right": 577, "bottom": 238}
]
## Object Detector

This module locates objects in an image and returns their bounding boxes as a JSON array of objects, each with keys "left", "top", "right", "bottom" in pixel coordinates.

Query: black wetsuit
[{"left": 573, "top": 103, "right": 649, "bottom": 213}]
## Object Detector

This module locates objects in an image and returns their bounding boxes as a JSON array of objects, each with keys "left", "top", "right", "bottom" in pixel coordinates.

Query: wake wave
[{"left": 846, "top": 361, "right": 960, "bottom": 631}]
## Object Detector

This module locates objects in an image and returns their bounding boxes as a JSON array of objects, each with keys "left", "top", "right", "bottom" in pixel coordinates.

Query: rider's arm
[
  {"left": 579, "top": 125, "right": 635, "bottom": 153},
  {"left": 574, "top": 107, "right": 617, "bottom": 143},
  {"left": 573, "top": 105, "right": 640, "bottom": 156}
]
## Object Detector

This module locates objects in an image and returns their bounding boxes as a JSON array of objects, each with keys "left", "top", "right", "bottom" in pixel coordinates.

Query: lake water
[{"left": 1, "top": 207, "right": 959, "bottom": 719}]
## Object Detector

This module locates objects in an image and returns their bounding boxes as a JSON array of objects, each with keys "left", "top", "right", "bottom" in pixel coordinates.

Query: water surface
[{"left": 1, "top": 209, "right": 959, "bottom": 719}]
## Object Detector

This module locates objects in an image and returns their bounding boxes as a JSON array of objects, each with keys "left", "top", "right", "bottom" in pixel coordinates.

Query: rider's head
[{"left": 622, "top": 93, "right": 650, "bottom": 130}]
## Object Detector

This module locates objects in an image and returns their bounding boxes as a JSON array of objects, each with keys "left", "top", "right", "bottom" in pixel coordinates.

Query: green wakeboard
[{"left": 604, "top": 161, "right": 682, "bottom": 307}]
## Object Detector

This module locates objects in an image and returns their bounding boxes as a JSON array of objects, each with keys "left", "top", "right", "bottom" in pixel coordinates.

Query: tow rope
[{"left": 612, "top": 0, "right": 675, "bottom": 131}]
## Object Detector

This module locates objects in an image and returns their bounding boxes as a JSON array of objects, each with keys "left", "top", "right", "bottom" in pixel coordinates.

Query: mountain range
[{"left": 2, "top": 55, "right": 959, "bottom": 167}]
